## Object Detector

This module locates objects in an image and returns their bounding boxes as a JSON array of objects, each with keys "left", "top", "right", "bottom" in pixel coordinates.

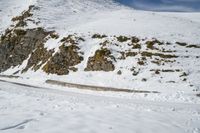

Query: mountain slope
[
  {"left": 0, "top": 1, "right": 200, "bottom": 133},
  {"left": 0, "top": 0, "right": 200, "bottom": 103}
]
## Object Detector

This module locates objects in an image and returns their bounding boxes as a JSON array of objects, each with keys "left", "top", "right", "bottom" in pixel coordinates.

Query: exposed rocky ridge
[
  {"left": 22, "top": 43, "right": 54, "bottom": 73},
  {"left": 0, "top": 5, "right": 52, "bottom": 73},
  {"left": 0, "top": 27, "right": 51, "bottom": 72},
  {"left": 42, "top": 35, "right": 84, "bottom": 75},
  {"left": 0, "top": 5, "right": 200, "bottom": 86},
  {"left": 0, "top": 6, "right": 84, "bottom": 75}
]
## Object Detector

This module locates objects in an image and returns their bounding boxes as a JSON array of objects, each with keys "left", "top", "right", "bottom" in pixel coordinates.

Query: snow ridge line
[{"left": 45, "top": 80, "right": 160, "bottom": 93}]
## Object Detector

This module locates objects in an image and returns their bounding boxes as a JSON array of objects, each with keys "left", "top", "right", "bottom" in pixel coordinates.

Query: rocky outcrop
[
  {"left": 22, "top": 45, "right": 54, "bottom": 72},
  {"left": 0, "top": 28, "right": 50, "bottom": 72},
  {"left": 85, "top": 48, "right": 115, "bottom": 71},
  {"left": 42, "top": 35, "right": 84, "bottom": 75},
  {"left": 0, "top": 4, "right": 196, "bottom": 80},
  {"left": 43, "top": 44, "right": 83, "bottom": 75},
  {"left": 0, "top": 5, "right": 52, "bottom": 73}
]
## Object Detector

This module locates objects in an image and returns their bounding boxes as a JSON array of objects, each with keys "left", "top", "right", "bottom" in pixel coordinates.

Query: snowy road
[{"left": 0, "top": 81, "right": 200, "bottom": 133}]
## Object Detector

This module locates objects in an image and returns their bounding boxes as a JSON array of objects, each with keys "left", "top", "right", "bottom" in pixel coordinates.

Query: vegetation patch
[
  {"left": 146, "top": 41, "right": 158, "bottom": 50},
  {"left": 141, "top": 51, "right": 178, "bottom": 58},
  {"left": 126, "top": 52, "right": 138, "bottom": 57},
  {"left": 146, "top": 39, "right": 163, "bottom": 49},
  {"left": 151, "top": 60, "right": 161, "bottom": 65},
  {"left": 137, "top": 60, "right": 145, "bottom": 66},
  {"left": 117, "top": 36, "right": 130, "bottom": 42},
  {"left": 100, "top": 40, "right": 109, "bottom": 47},
  {"left": 132, "top": 43, "right": 141, "bottom": 49},
  {"left": 131, "top": 36, "right": 140, "bottom": 43},
  {"left": 60, "top": 35, "right": 85, "bottom": 44},
  {"left": 161, "top": 48, "right": 176, "bottom": 53},
  {"left": 92, "top": 34, "right": 107, "bottom": 39}
]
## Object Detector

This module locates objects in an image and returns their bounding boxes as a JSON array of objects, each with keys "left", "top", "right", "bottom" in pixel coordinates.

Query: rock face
[
  {"left": 0, "top": 5, "right": 197, "bottom": 79},
  {"left": 0, "top": 4, "right": 85, "bottom": 75},
  {"left": 43, "top": 44, "right": 83, "bottom": 75},
  {"left": 0, "top": 5, "right": 52, "bottom": 73},
  {"left": 22, "top": 45, "right": 54, "bottom": 72},
  {"left": 85, "top": 48, "right": 115, "bottom": 71},
  {"left": 0, "top": 28, "right": 50, "bottom": 72}
]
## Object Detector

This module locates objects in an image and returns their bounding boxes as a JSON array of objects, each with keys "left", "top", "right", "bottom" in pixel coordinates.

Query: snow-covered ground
[
  {"left": 0, "top": 0, "right": 35, "bottom": 34},
  {"left": 0, "top": 0, "right": 200, "bottom": 132},
  {"left": 0, "top": 81, "right": 200, "bottom": 133}
]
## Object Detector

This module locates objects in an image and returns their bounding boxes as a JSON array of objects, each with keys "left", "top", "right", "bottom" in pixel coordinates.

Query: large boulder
[{"left": 85, "top": 48, "right": 115, "bottom": 71}]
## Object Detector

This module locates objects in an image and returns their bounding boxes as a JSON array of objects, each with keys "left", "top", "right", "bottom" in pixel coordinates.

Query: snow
[
  {"left": 0, "top": 81, "right": 200, "bottom": 133},
  {"left": 27, "top": 0, "right": 200, "bottom": 43},
  {"left": 0, "top": 0, "right": 36, "bottom": 34},
  {"left": 0, "top": 0, "right": 200, "bottom": 103},
  {"left": 0, "top": 0, "right": 200, "bottom": 132}
]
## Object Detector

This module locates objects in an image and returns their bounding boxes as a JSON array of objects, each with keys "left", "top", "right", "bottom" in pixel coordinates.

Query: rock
[
  {"left": 0, "top": 27, "right": 50, "bottom": 72},
  {"left": 43, "top": 42, "right": 83, "bottom": 75},
  {"left": 50, "top": 32, "right": 59, "bottom": 39},
  {"left": 117, "top": 70, "right": 122, "bottom": 75},
  {"left": 92, "top": 34, "right": 107, "bottom": 39},
  {"left": 85, "top": 48, "right": 115, "bottom": 71},
  {"left": 117, "top": 36, "right": 130, "bottom": 42},
  {"left": 131, "top": 36, "right": 140, "bottom": 43},
  {"left": 22, "top": 46, "right": 54, "bottom": 72}
]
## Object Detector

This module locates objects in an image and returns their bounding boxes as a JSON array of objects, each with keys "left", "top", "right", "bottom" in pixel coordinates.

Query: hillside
[
  {"left": 0, "top": 0, "right": 200, "bottom": 102},
  {"left": 0, "top": 0, "right": 200, "bottom": 133}
]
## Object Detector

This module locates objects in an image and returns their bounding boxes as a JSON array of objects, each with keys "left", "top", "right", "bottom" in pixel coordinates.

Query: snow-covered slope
[
  {"left": 1, "top": 1, "right": 200, "bottom": 133},
  {"left": 1, "top": 0, "right": 200, "bottom": 42},
  {"left": 27, "top": 0, "right": 200, "bottom": 43},
  {"left": 0, "top": 81, "right": 200, "bottom": 133},
  {"left": 0, "top": 0, "right": 200, "bottom": 103},
  {"left": 0, "top": 0, "right": 35, "bottom": 34}
]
